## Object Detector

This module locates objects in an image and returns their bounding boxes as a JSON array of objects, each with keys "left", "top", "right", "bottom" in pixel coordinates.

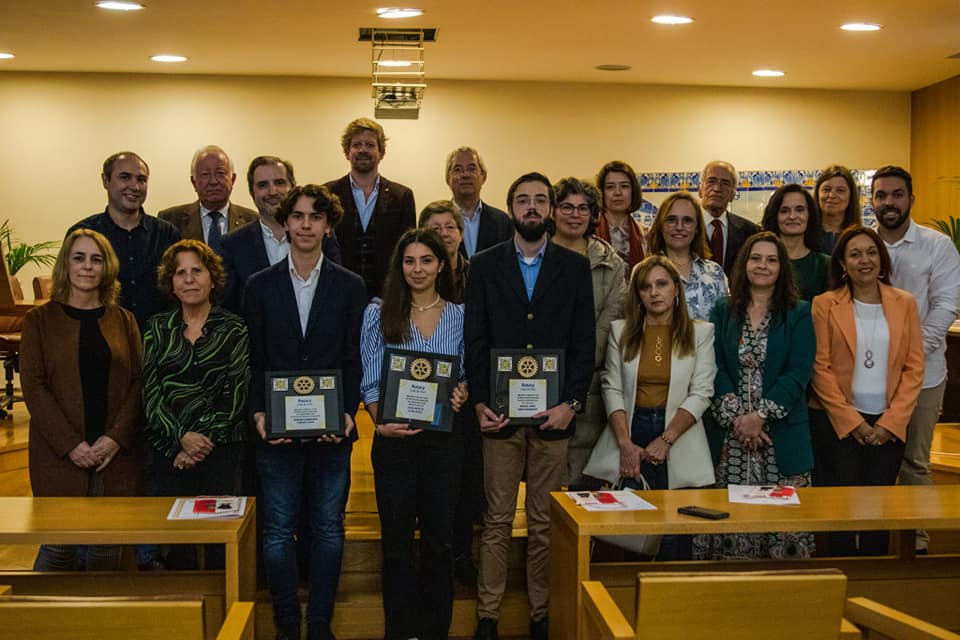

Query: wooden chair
[
  {"left": 32, "top": 275, "right": 52, "bottom": 301},
  {"left": 0, "top": 245, "right": 35, "bottom": 417},
  {"left": 844, "top": 597, "right": 960, "bottom": 640},
  {"left": 0, "top": 587, "right": 254, "bottom": 640}
]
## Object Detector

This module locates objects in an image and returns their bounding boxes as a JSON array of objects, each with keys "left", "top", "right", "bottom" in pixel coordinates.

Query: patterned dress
[
  {"left": 683, "top": 256, "right": 729, "bottom": 321},
  {"left": 693, "top": 313, "right": 815, "bottom": 560}
]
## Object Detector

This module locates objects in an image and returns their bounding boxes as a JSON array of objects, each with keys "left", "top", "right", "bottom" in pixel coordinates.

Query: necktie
[
  {"left": 208, "top": 211, "right": 224, "bottom": 254},
  {"left": 709, "top": 219, "right": 724, "bottom": 267}
]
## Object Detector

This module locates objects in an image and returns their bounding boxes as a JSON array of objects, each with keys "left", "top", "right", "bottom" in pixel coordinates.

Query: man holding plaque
[
  {"left": 465, "top": 172, "right": 595, "bottom": 640},
  {"left": 242, "top": 184, "right": 366, "bottom": 640}
]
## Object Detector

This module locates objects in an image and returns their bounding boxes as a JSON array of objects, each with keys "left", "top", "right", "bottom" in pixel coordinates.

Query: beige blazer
[{"left": 585, "top": 319, "right": 716, "bottom": 488}]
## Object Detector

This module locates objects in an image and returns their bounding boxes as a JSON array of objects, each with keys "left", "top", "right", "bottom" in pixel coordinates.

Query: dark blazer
[
  {"left": 707, "top": 297, "right": 815, "bottom": 476},
  {"left": 325, "top": 174, "right": 416, "bottom": 299},
  {"left": 242, "top": 256, "right": 366, "bottom": 442},
  {"left": 464, "top": 240, "right": 595, "bottom": 440},
  {"left": 220, "top": 219, "right": 343, "bottom": 313},
  {"left": 721, "top": 212, "right": 761, "bottom": 275},
  {"left": 158, "top": 200, "right": 258, "bottom": 243},
  {"left": 459, "top": 201, "right": 513, "bottom": 259}
]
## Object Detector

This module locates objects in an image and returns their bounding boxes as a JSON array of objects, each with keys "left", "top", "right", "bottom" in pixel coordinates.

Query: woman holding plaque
[
  {"left": 584, "top": 255, "right": 716, "bottom": 559},
  {"left": 693, "top": 232, "right": 816, "bottom": 560},
  {"left": 549, "top": 177, "right": 626, "bottom": 487},
  {"left": 360, "top": 228, "right": 469, "bottom": 640},
  {"left": 810, "top": 226, "right": 923, "bottom": 555},
  {"left": 20, "top": 229, "right": 142, "bottom": 571},
  {"left": 141, "top": 239, "right": 250, "bottom": 570}
]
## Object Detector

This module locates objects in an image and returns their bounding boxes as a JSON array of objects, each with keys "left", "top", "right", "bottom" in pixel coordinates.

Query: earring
[
  {"left": 841, "top": 270, "right": 848, "bottom": 282},
  {"left": 675, "top": 295, "right": 680, "bottom": 306},
  {"left": 878, "top": 269, "right": 886, "bottom": 279}
]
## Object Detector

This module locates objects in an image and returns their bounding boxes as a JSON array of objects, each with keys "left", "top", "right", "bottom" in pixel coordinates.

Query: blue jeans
[{"left": 257, "top": 440, "right": 352, "bottom": 630}]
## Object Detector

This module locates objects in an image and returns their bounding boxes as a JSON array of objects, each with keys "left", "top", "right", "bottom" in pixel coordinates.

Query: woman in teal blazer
[{"left": 695, "top": 231, "right": 816, "bottom": 560}]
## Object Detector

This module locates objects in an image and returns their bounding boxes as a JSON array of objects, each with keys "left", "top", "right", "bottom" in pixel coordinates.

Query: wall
[
  {"left": 0, "top": 71, "right": 911, "bottom": 295},
  {"left": 911, "top": 75, "right": 960, "bottom": 226}
]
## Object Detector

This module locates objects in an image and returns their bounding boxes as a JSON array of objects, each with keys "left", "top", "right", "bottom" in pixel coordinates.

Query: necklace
[
  {"left": 855, "top": 301, "right": 882, "bottom": 369},
  {"left": 413, "top": 294, "right": 442, "bottom": 312},
  {"left": 654, "top": 334, "right": 664, "bottom": 366}
]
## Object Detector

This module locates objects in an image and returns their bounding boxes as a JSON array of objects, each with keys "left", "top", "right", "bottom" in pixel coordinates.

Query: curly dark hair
[
  {"left": 157, "top": 239, "right": 226, "bottom": 303},
  {"left": 728, "top": 231, "right": 798, "bottom": 324},
  {"left": 276, "top": 184, "right": 344, "bottom": 228}
]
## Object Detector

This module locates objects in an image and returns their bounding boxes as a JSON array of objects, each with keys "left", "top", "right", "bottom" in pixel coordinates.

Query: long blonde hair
[
  {"left": 621, "top": 255, "right": 695, "bottom": 361},
  {"left": 51, "top": 229, "right": 120, "bottom": 307}
]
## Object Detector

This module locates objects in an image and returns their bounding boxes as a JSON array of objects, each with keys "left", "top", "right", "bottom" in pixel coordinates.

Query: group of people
[{"left": 17, "top": 113, "right": 960, "bottom": 640}]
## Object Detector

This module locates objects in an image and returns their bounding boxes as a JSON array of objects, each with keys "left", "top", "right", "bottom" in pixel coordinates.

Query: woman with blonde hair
[{"left": 21, "top": 228, "right": 142, "bottom": 570}]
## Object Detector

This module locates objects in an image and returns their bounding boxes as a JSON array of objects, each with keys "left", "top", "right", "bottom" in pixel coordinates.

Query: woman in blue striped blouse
[{"left": 360, "top": 227, "right": 468, "bottom": 640}]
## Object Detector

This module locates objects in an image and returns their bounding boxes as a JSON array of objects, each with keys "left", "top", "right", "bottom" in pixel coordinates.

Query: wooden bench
[
  {"left": 581, "top": 573, "right": 960, "bottom": 640},
  {"left": 0, "top": 586, "right": 254, "bottom": 640},
  {"left": 551, "top": 485, "right": 960, "bottom": 640}
]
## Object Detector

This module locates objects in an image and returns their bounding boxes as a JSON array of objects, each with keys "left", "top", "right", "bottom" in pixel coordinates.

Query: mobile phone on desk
[{"left": 678, "top": 505, "right": 730, "bottom": 520}]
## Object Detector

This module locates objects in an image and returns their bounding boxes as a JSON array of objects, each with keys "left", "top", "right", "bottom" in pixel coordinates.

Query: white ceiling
[{"left": 1, "top": 0, "right": 958, "bottom": 91}]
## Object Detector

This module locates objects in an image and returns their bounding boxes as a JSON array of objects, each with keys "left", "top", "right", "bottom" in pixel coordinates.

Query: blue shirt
[
  {"left": 515, "top": 239, "right": 547, "bottom": 300},
  {"left": 350, "top": 174, "right": 380, "bottom": 232},
  {"left": 460, "top": 201, "right": 483, "bottom": 257},
  {"left": 360, "top": 301, "right": 467, "bottom": 405}
]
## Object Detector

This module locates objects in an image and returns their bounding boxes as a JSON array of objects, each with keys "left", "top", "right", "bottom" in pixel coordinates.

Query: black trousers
[
  {"left": 452, "top": 407, "right": 484, "bottom": 561},
  {"left": 810, "top": 409, "right": 905, "bottom": 556},
  {"left": 372, "top": 424, "right": 463, "bottom": 640},
  {"left": 145, "top": 440, "right": 245, "bottom": 569}
]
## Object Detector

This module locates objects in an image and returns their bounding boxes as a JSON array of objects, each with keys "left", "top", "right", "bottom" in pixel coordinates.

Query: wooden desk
[
  {"left": 549, "top": 485, "right": 960, "bottom": 640},
  {"left": 0, "top": 497, "right": 256, "bottom": 609}
]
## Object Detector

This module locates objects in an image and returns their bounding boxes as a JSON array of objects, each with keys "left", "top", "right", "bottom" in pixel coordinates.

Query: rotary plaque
[
  {"left": 491, "top": 349, "right": 564, "bottom": 426},
  {"left": 379, "top": 347, "right": 460, "bottom": 432},
  {"left": 266, "top": 370, "right": 345, "bottom": 438}
]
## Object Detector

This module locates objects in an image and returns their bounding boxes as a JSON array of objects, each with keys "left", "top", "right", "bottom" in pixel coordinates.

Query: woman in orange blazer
[{"left": 810, "top": 225, "right": 923, "bottom": 556}]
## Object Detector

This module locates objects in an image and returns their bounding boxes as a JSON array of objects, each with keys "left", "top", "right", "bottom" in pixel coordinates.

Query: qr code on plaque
[
  {"left": 497, "top": 357, "right": 513, "bottom": 372},
  {"left": 390, "top": 355, "right": 406, "bottom": 372}
]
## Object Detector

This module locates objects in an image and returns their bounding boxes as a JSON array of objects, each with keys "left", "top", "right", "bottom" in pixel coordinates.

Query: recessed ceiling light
[
  {"left": 651, "top": 15, "right": 694, "bottom": 25},
  {"left": 595, "top": 64, "right": 632, "bottom": 71},
  {"left": 96, "top": 1, "right": 144, "bottom": 10},
  {"left": 841, "top": 22, "right": 882, "bottom": 32},
  {"left": 376, "top": 7, "right": 423, "bottom": 19},
  {"left": 0, "top": 52, "right": 14, "bottom": 60},
  {"left": 375, "top": 60, "right": 414, "bottom": 67},
  {"left": 752, "top": 69, "right": 785, "bottom": 77},
  {"left": 151, "top": 54, "right": 187, "bottom": 63}
]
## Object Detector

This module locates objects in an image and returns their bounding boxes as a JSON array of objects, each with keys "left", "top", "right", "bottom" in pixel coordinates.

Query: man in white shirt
[
  {"left": 158, "top": 145, "right": 258, "bottom": 252},
  {"left": 874, "top": 165, "right": 960, "bottom": 551},
  {"left": 220, "top": 156, "right": 341, "bottom": 312},
  {"left": 698, "top": 160, "right": 759, "bottom": 275}
]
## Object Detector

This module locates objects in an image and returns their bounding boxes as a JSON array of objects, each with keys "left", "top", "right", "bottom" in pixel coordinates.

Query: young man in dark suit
[
  {"left": 698, "top": 160, "right": 760, "bottom": 275},
  {"left": 242, "top": 184, "right": 366, "bottom": 640},
  {"left": 446, "top": 146, "right": 513, "bottom": 258},
  {"left": 325, "top": 118, "right": 416, "bottom": 299},
  {"left": 158, "top": 145, "right": 258, "bottom": 253},
  {"left": 465, "top": 172, "right": 595, "bottom": 640},
  {"left": 220, "top": 155, "right": 341, "bottom": 312}
]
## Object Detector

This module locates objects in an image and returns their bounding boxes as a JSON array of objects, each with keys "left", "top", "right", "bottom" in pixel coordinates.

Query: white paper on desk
[
  {"left": 565, "top": 490, "right": 657, "bottom": 512},
  {"left": 167, "top": 496, "right": 247, "bottom": 520},
  {"left": 727, "top": 485, "right": 800, "bottom": 506}
]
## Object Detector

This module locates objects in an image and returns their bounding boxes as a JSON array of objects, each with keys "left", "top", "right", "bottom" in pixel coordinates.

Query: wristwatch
[{"left": 566, "top": 399, "right": 582, "bottom": 413}]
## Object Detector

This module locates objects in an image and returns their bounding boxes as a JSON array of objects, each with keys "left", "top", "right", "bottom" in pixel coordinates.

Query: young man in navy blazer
[
  {"left": 242, "top": 184, "right": 366, "bottom": 640},
  {"left": 465, "top": 172, "right": 595, "bottom": 640}
]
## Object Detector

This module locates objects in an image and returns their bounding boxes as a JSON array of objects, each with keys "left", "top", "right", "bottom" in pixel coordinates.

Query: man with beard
[
  {"left": 873, "top": 165, "right": 960, "bottom": 552},
  {"left": 698, "top": 160, "right": 759, "bottom": 275},
  {"left": 220, "top": 156, "right": 341, "bottom": 312},
  {"left": 325, "top": 118, "right": 416, "bottom": 299},
  {"left": 158, "top": 145, "right": 258, "bottom": 253},
  {"left": 446, "top": 146, "right": 512, "bottom": 258},
  {"left": 68, "top": 151, "right": 180, "bottom": 330},
  {"left": 465, "top": 172, "right": 594, "bottom": 640}
]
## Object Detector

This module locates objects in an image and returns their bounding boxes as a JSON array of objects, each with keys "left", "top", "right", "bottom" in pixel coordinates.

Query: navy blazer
[
  {"left": 220, "top": 219, "right": 342, "bottom": 313},
  {"left": 707, "top": 297, "right": 815, "bottom": 476},
  {"left": 241, "top": 257, "right": 366, "bottom": 442},
  {"left": 325, "top": 174, "right": 416, "bottom": 299},
  {"left": 458, "top": 202, "right": 513, "bottom": 259},
  {"left": 721, "top": 212, "right": 761, "bottom": 275},
  {"left": 464, "top": 239, "right": 595, "bottom": 440}
]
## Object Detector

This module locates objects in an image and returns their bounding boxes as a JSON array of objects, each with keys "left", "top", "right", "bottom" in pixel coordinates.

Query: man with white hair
[
  {"left": 697, "top": 159, "right": 759, "bottom": 275},
  {"left": 159, "top": 144, "right": 258, "bottom": 254}
]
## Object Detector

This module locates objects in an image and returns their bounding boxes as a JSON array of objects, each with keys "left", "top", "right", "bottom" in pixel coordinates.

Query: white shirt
[
  {"left": 851, "top": 300, "right": 890, "bottom": 415},
  {"left": 883, "top": 219, "right": 960, "bottom": 388},
  {"left": 200, "top": 205, "right": 229, "bottom": 243},
  {"left": 287, "top": 253, "right": 324, "bottom": 336},
  {"left": 260, "top": 221, "right": 290, "bottom": 266}
]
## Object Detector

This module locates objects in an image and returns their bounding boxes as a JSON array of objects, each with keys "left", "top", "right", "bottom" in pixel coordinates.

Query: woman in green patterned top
[{"left": 141, "top": 239, "right": 250, "bottom": 570}]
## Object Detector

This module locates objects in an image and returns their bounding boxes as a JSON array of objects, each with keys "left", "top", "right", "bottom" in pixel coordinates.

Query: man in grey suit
[
  {"left": 446, "top": 146, "right": 512, "bottom": 258},
  {"left": 158, "top": 144, "right": 258, "bottom": 253},
  {"left": 698, "top": 159, "right": 760, "bottom": 275}
]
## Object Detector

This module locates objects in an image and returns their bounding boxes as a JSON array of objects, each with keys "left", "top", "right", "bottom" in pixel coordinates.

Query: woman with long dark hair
[
  {"left": 815, "top": 165, "right": 862, "bottom": 254},
  {"left": 695, "top": 232, "right": 816, "bottom": 560},
  {"left": 762, "top": 184, "right": 829, "bottom": 300},
  {"left": 360, "top": 227, "right": 468, "bottom": 640}
]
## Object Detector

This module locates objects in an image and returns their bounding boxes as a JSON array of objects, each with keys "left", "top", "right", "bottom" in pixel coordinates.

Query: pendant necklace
[
  {"left": 857, "top": 302, "right": 881, "bottom": 369},
  {"left": 413, "top": 294, "right": 442, "bottom": 312},
  {"left": 654, "top": 334, "right": 664, "bottom": 366}
]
